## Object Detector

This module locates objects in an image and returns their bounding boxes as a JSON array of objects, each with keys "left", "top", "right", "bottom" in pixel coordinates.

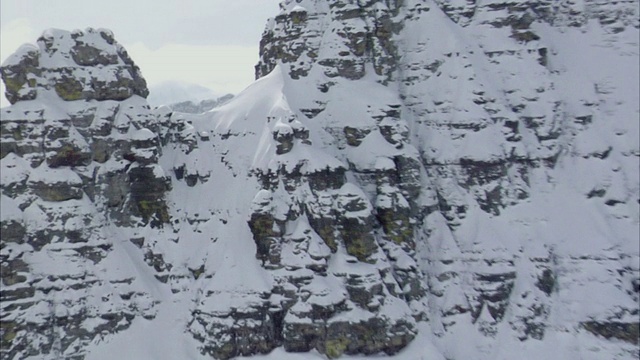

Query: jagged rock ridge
[{"left": 1, "top": 1, "right": 639, "bottom": 359}]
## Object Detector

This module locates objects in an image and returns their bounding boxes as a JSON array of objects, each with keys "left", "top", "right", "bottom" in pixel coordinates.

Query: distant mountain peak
[{"left": 146, "top": 80, "right": 221, "bottom": 107}]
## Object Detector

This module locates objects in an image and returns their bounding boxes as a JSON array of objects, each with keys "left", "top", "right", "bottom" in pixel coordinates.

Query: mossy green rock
[
  {"left": 340, "top": 217, "right": 376, "bottom": 262},
  {"left": 128, "top": 165, "right": 171, "bottom": 227},
  {"left": 248, "top": 212, "right": 283, "bottom": 262},
  {"left": 582, "top": 321, "right": 640, "bottom": 344},
  {"left": 320, "top": 318, "right": 416, "bottom": 358},
  {"left": 54, "top": 77, "right": 85, "bottom": 101},
  {"left": 0, "top": 220, "right": 26, "bottom": 244},
  {"left": 31, "top": 181, "right": 84, "bottom": 202},
  {"left": 0, "top": 46, "right": 40, "bottom": 104},
  {"left": 324, "top": 337, "right": 349, "bottom": 358},
  {"left": 47, "top": 144, "right": 92, "bottom": 168},
  {"left": 377, "top": 207, "right": 413, "bottom": 246},
  {"left": 0, "top": 321, "right": 19, "bottom": 349}
]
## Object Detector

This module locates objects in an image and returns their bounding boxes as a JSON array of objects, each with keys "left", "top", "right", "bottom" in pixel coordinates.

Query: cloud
[
  {"left": 0, "top": 18, "right": 35, "bottom": 59},
  {"left": 1, "top": 0, "right": 280, "bottom": 49},
  {"left": 126, "top": 42, "right": 259, "bottom": 95}
]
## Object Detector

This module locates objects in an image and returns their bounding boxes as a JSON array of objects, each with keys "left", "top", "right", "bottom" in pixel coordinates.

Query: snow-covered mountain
[
  {"left": 165, "top": 94, "right": 234, "bottom": 114},
  {"left": 147, "top": 80, "right": 221, "bottom": 108},
  {"left": 1, "top": 1, "right": 638, "bottom": 360}
]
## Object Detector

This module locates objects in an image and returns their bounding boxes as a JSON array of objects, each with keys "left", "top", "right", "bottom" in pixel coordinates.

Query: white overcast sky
[{"left": 0, "top": 0, "right": 282, "bottom": 107}]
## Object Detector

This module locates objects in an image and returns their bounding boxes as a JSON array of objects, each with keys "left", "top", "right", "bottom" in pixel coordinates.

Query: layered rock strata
[
  {"left": 0, "top": 28, "right": 168, "bottom": 359},
  {"left": 252, "top": 0, "right": 639, "bottom": 358}
]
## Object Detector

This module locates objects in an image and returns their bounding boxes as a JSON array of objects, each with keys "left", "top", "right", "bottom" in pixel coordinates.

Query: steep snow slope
[{"left": 1, "top": 1, "right": 638, "bottom": 360}]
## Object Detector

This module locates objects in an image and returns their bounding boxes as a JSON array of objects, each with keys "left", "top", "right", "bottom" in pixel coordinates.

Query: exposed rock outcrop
[
  {"left": 0, "top": 28, "right": 167, "bottom": 359},
  {"left": 250, "top": 0, "right": 639, "bottom": 358}
]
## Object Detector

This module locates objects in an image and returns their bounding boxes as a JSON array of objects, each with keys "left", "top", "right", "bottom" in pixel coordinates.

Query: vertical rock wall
[{"left": 0, "top": 28, "right": 169, "bottom": 359}]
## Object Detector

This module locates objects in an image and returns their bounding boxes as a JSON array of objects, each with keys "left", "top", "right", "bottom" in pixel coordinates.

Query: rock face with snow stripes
[
  {"left": 253, "top": 1, "right": 638, "bottom": 357},
  {"left": 0, "top": 28, "right": 167, "bottom": 359},
  {"left": 1, "top": 0, "right": 639, "bottom": 359}
]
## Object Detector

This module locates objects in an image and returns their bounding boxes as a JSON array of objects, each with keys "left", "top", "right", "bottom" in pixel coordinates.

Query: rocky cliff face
[
  {"left": 0, "top": 28, "right": 169, "bottom": 359},
  {"left": 254, "top": 1, "right": 639, "bottom": 358},
  {"left": 1, "top": 1, "right": 638, "bottom": 359}
]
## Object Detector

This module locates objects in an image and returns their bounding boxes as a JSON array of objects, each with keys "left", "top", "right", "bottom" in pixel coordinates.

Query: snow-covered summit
[{"left": 1, "top": 27, "right": 148, "bottom": 105}]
